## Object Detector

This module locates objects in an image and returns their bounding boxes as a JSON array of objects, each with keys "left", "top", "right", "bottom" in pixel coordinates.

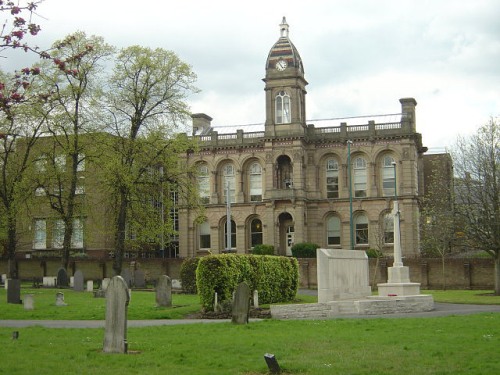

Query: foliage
[
  {"left": 196, "top": 254, "right": 298, "bottom": 311},
  {"left": 366, "top": 248, "right": 383, "bottom": 258},
  {"left": 452, "top": 118, "right": 500, "bottom": 294},
  {"left": 291, "top": 242, "right": 319, "bottom": 258},
  {"left": 179, "top": 257, "right": 200, "bottom": 294},
  {"left": 251, "top": 244, "right": 275, "bottom": 255}
]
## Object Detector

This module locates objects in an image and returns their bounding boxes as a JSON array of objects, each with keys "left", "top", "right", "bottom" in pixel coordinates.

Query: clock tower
[{"left": 264, "top": 17, "right": 308, "bottom": 137}]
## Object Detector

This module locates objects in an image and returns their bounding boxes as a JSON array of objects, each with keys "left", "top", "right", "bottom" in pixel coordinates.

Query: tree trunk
[
  {"left": 495, "top": 255, "right": 500, "bottom": 296},
  {"left": 113, "top": 192, "right": 128, "bottom": 276},
  {"left": 6, "top": 214, "right": 17, "bottom": 279}
]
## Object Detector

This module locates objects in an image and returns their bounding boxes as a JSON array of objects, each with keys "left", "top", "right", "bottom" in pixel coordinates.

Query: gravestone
[
  {"left": 23, "top": 294, "right": 34, "bottom": 310},
  {"left": 7, "top": 279, "right": 21, "bottom": 304},
  {"left": 103, "top": 276, "right": 130, "bottom": 353},
  {"left": 253, "top": 290, "right": 259, "bottom": 308},
  {"left": 155, "top": 275, "right": 172, "bottom": 307},
  {"left": 134, "top": 269, "right": 145, "bottom": 288},
  {"left": 57, "top": 267, "right": 69, "bottom": 287},
  {"left": 231, "top": 282, "right": 251, "bottom": 324},
  {"left": 86, "top": 280, "right": 94, "bottom": 292},
  {"left": 102, "top": 278, "right": 111, "bottom": 291},
  {"left": 43, "top": 276, "right": 57, "bottom": 287},
  {"left": 73, "top": 270, "right": 84, "bottom": 292},
  {"left": 121, "top": 269, "right": 132, "bottom": 288},
  {"left": 55, "top": 292, "right": 67, "bottom": 306}
]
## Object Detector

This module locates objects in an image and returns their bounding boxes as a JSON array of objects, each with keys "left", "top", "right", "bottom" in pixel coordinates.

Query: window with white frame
[
  {"left": 54, "top": 155, "right": 66, "bottom": 172},
  {"left": 52, "top": 219, "right": 64, "bottom": 248},
  {"left": 353, "top": 157, "right": 367, "bottom": 198},
  {"left": 35, "top": 156, "right": 46, "bottom": 172},
  {"left": 223, "top": 219, "right": 236, "bottom": 249},
  {"left": 199, "top": 220, "right": 211, "bottom": 249},
  {"left": 382, "top": 156, "right": 396, "bottom": 197},
  {"left": 383, "top": 212, "right": 394, "bottom": 244},
  {"left": 222, "top": 163, "right": 235, "bottom": 203},
  {"left": 77, "top": 153, "right": 85, "bottom": 172},
  {"left": 326, "top": 216, "right": 341, "bottom": 245},
  {"left": 71, "top": 218, "right": 84, "bottom": 248},
  {"left": 33, "top": 219, "right": 47, "bottom": 249},
  {"left": 250, "top": 218, "right": 263, "bottom": 248},
  {"left": 249, "top": 162, "right": 262, "bottom": 201},
  {"left": 326, "top": 159, "right": 339, "bottom": 198},
  {"left": 197, "top": 164, "right": 210, "bottom": 204},
  {"left": 355, "top": 214, "right": 369, "bottom": 245},
  {"left": 275, "top": 91, "right": 291, "bottom": 124}
]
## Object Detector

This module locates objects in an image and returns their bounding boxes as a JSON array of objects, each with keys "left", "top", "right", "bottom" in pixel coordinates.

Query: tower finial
[{"left": 280, "top": 17, "right": 289, "bottom": 38}]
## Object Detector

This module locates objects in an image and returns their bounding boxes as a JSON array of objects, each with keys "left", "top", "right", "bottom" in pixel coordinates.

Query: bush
[
  {"left": 196, "top": 254, "right": 299, "bottom": 311},
  {"left": 291, "top": 242, "right": 319, "bottom": 258},
  {"left": 366, "top": 249, "right": 383, "bottom": 258},
  {"left": 252, "top": 244, "right": 275, "bottom": 255},
  {"left": 180, "top": 257, "right": 201, "bottom": 294}
]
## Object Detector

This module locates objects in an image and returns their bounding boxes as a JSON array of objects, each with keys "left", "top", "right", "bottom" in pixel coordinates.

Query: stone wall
[{"left": 0, "top": 257, "right": 494, "bottom": 290}]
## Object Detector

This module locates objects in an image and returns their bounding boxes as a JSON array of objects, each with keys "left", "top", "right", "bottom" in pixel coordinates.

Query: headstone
[
  {"left": 43, "top": 276, "right": 57, "bottom": 287},
  {"left": 4, "top": 278, "right": 8, "bottom": 290},
  {"left": 155, "top": 275, "right": 172, "bottom": 307},
  {"left": 171, "top": 279, "right": 182, "bottom": 290},
  {"left": 253, "top": 290, "right": 259, "bottom": 308},
  {"left": 231, "top": 282, "right": 251, "bottom": 324},
  {"left": 86, "top": 280, "right": 94, "bottom": 292},
  {"left": 73, "top": 270, "right": 84, "bottom": 292},
  {"left": 23, "top": 294, "right": 34, "bottom": 310},
  {"left": 55, "top": 292, "right": 67, "bottom": 306},
  {"left": 102, "top": 278, "right": 111, "bottom": 291},
  {"left": 103, "top": 276, "right": 130, "bottom": 354},
  {"left": 57, "top": 267, "right": 69, "bottom": 287},
  {"left": 121, "top": 269, "right": 132, "bottom": 288},
  {"left": 264, "top": 353, "right": 281, "bottom": 374},
  {"left": 70, "top": 276, "right": 74, "bottom": 288},
  {"left": 7, "top": 279, "right": 21, "bottom": 304},
  {"left": 134, "top": 269, "right": 145, "bottom": 288},
  {"left": 1, "top": 273, "right": 6, "bottom": 284}
]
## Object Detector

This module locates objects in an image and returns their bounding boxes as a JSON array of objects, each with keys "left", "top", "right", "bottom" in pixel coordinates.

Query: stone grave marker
[
  {"left": 121, "top": 269, "right": 132, "bottom": 288},
  {"left": 102, "top": 278, "right": 111, "bottom": 291},
  {"left": 43, "top": 276, "right": 57, "bottom": 287},
  {"left": 253, "top": 290, "right": 259, "bottom": 308},
  {"left": 7, "top": 279, "right": 21, "bottom": 304},
  {"left": 73, "top": 270, "right": 84, "bottom": 292},
  {"left": 103, "top": 276, "right": 130, "bottom": 353},
  {"left": 231, "top": 282, "right": 251, "bottom": 324},
  {"left": 86, "top": 280, "right": 94, "bottom": 292},
  {"left": 155, "top": 275, "right": 172, "bottom": 307},
  {"left": 57, "top": 267, "right": 69, "bottom": 287},
  {"left": 134, "top": 269, "right": 145, "bottom": 288},
  {"left": 23, "top": 294, "right": 34, "bottom": 310},
  {"left": 55, "top": 292, "right": 67, "bottom": 306}
]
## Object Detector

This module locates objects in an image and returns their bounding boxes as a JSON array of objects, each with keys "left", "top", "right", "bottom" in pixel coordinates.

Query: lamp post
[
  {"left": 347, "top": 140, "right": 354, "bottom": 250},
  {"left": 392, "top": 161, "right": 403, "bottom": 267}
]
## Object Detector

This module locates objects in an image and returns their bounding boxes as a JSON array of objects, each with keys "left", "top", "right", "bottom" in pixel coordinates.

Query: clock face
[{"left": 276, "top": 59, "right": 288, "bottom": 71}]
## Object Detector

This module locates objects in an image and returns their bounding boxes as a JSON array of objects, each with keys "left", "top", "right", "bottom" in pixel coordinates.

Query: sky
[{"left": 2, "top": 0, "right": 500, "bottom": 151}]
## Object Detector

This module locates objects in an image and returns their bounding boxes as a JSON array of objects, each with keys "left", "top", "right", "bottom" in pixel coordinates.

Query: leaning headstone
[
  {"left": 102, "top": 278, "right": 111, "bottom": 291},
  {"left": 134, "top": 269, "right": 145, "bottom": 288},
  {"left": 231, "top": 282, "right": 251, "bottom": 324},
  {"left": 73, "top": 270, "right": 84, "bottom": 292},
  {"left": 155, "top": 275, "right": 172, "bottom": 307},
  {"left": 103, "top": 276, "right": 130, "bottom": 354},
  {"left": 57, "top": 267, "right": 69, "bottom": 287},
  {"left": 55, "top": 292, "right": 67, "bottom": 306},
  {"left": 23, "top": 294, "right": 34, "bottom": 310},
  {"left": 7, "top": 279, "right": 21, "bottom": 304},
  {"left": 86, "top": 280, "right": 94, "bottom": 292},
  {"left": 121, "top": 269, "right": 132, "bottom": 288}
]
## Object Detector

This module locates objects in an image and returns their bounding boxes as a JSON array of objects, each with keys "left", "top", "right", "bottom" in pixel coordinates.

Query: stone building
[{"left": 179, "top": 18, "right": 428, "bottom": 258}]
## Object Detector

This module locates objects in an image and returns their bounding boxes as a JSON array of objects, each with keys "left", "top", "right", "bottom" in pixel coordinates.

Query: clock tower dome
[{"left": 264, "top": 17, "right": 308, "bottom": 137}]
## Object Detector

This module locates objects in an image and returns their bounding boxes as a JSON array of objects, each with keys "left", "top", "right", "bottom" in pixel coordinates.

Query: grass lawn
[{"left": 1, "top": 287, "right": 500, "bottom": 374}]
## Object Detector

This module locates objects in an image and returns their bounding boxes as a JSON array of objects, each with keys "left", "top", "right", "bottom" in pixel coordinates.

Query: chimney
[
  {"left": 399, "top": 98, "right": 417, "bottom": 132},
  {"left": 191, "top": 113, "right": 213, "bottom": 136}
]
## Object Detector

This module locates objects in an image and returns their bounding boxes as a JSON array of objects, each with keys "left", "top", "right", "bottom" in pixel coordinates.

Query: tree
[
  {"left": 453, "top": 118, "right": 500, "bottom": 294},
  {"left": 421, "top": 154, "right": 455, "bottom": 289},
  {"left": 102, "top": 45, "right": 199, "bottom": 275},
  {"left": 33, "top": 32, "right": 114, "bottom": 270}
]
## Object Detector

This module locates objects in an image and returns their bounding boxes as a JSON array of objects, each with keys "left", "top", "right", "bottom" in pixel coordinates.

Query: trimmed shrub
[
  {"left": 196, "top": 254, "right": 299, "bottom": 311},
  {"left": 291, "top": 242, "right": 319, "bottom": 258},
  {"left": 252, "top": 244, "right": 275, "bottom": 255},
  {"left": 180, "top": 257, "right": 201, "bottom": 294},
  {"left": 366, "top": 249, "right": 383, "bottom": 258}
]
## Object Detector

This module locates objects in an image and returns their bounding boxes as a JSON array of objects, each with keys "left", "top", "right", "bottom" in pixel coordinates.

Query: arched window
[
  {"left": 222, "top": 163, "right": 235, "bottom": 203},
  {"left": 275, "top": 91, "right": 291, "bottom": 124},
  {"left": 249, "top": 162, "right": 262, "bottom": 202},
  {"left": 326, "top": 216, "right": 341, "bottom": 245},
  {"left": 354, "top": 214, "right": 369, "bottom": 245},
  {"left": 382, "top": 156, "right": 396, "bottom": 197},
  {"left": 326, "top": 159, "right": 339, "bottom": 198},
  {"left": 383, "top": 212, "right": 394, "bottom": 244},
  {"left": 197, "top": 164, "right": 210, "bottom": 204},
  {"left": 250, "top": 218, "right": 263, "bottom": 248},
  {"left": 199, "top": 220, "right": 211, "bottom": 249},
  {"left": 353, "top": 157, "right": 367, "bottom": 198},
  {"left": 224, "top": 219, "right": 236, "bottom": 249}
]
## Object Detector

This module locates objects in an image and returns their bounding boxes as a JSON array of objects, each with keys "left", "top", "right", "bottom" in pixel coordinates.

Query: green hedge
[
  {"left": 179, "top": 257, "right": 201, "bottom": 294},
  {"left": 196, "top": 254, "right": 299, "bottom": 311},
  {"left": 251, "top": 244, "right": 275, "bottom": 255},
  {"left": 291, "top": 242, "right": 319, "bottom": 258}
]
